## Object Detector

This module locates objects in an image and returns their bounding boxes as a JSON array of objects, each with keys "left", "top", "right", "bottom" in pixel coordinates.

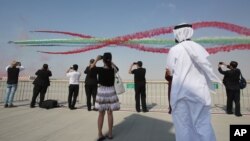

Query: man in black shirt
[
  {"left": 4, "top": 61, "right": 24, "bottom": 108},
  {"left": 218, "top": 61, "right": 242, "bottom": 117},
  {"left": 30, "top": 64, "right": 52, "bottom": 108},
  {"left": 129, "top": 61, "right": 148, "bottom": 112},
  {"left": 84, "top": 59, "right": 98, "bottom": 111}
]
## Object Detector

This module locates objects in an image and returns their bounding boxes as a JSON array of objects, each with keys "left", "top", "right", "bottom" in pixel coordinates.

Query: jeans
[{"left": 5, "top": 84, "right": 18, "bottom": 105}]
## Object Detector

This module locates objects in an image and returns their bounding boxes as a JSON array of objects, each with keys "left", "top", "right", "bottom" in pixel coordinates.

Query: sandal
[
  {"left": 105, "top": 135, "right": 113, "bottom": 140},
  {"left": 97, "top": 136, "right": 106, "bottom": 141}
]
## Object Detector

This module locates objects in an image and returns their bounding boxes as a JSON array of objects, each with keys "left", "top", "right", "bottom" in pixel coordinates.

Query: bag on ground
[{"left": 40, "top": 99, "right": 59, "bottom": 109}]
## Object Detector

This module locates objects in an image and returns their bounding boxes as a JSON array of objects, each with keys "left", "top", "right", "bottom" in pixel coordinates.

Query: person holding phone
[
  {"left": 4, "top": 60, "right": 24, "bottom": 108},
  {"left": 129, "top": 61, "right": 148, "bottom": 113},
  {"left": 90, "top": 52, "right": 120, "bottom": 140},
  {"left": 66, "top": 64, "right": 81, "bottom": 110},
  {"left": 218, "top": 61, "right": 242, "bottom": 116}
]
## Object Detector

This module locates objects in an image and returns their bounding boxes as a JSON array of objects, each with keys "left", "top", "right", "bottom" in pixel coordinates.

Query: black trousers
[
  {"left": 134, "top": 83, "right": 147, "bottom": 111},
  {"left": 85, "top": 85, "right": 97, "bottom": 110},
  {"left": 68, "top": 84, "right": 79, "bottom": 109},
  {"left": 225, "top": 88, "right": 241, "bottom": 115},
  {"left": 30, "top": 85, "right": 48, "bottom": 107}
]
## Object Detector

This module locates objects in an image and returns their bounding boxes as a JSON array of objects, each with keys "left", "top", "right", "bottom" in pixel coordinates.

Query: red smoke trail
[
  {"left": 192, "top": 21, "right": 250, "bottom": 36},
  {"left": 37, "top": 44, "right": 106, "bottom": 54},
  {"left": 33, "top": 21, "right": 250, "bottom": 54},
  {"left": 36, "top": 27, "right": 173, "bottom": 54},
  {"left": 206, "top": 44, "right": 250, "bottom": 54},
  {"left": 121, "top": 43, "right": 169, "bottom": 53},
  {"left": 32, "top": 30, "right": 93, "bottom": 38},
  {"left": 33, "top": 21, "right": 250, "bottom": 39}
]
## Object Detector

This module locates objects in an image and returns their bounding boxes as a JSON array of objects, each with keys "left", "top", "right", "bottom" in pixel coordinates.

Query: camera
[
  {"left": 99, "top": 55, "right": 103, "bottom": 59},
  {"left": 219, "top": 62, "right": 224, "bottom": 65},
  {"left": 16, "top": 62, "right": 21, "bottom": 66},
  {"left": 133, "top": 62, "right": 137, "bottom": 65}
]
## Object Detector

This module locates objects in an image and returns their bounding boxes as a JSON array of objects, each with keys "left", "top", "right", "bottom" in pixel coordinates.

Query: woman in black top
[{"left": 90, "top": 52, "right": 120, "bottom": 140}]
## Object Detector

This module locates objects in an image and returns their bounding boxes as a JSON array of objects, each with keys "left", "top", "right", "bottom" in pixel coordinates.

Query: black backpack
[
  {"left": 239, "top": 72, "right": 247, "bottom": 89},
  {"left": 40, "top": 99, "right": 59, "bottom": 109}
]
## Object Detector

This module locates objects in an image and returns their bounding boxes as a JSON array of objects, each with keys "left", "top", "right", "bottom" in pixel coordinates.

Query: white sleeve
[
  {"left": 5, "top": 65, "right": 11, "bottom": 71},
  {"left": 18, "top": 66, "right": 25, "bottom": 71},
  {"left": 166, "top": 48, "right": 175, "bottom": 74},
  {"left": 66, "top": 72, "right": 72, "bottom": 77}
]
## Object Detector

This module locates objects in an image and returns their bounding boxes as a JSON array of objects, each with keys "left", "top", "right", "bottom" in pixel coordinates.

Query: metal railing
[{"left": 0, "top": 80, "right": 249, "bottom": 113}]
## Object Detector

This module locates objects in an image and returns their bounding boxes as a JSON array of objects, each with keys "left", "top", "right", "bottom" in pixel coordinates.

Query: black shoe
[
  {"left": 4, "top": 104, "right": 8, "bottom": 108},
  {"left": 105, "top": 134, "right": 113, "bottom": 140},
  {"left": 87, "top": 107, "right": 92, "bottom": 111},
  {"left": 8, "top": 104, "right": 17, "bottom": 108},
  {"left": 93, "top": 108, "right": 98, "bottom": 111},
  {"left": 227, "top": 111, "right": 233, "bottom": 114},
  {"left": 143, "top": 109, "right": 149, "bottom": 113},
  {"left": 30, "top": 105, "right": 35, "bottom": 108},
  {"left": 97, "top": 136, "right": 106, "bottom": 141},
  {"left": 235, "top": 114, "right": 242, "bottom": 117},
  {"left": 70, "top": 107, "right": 77, "bottom": 110},
  {"left": 136, "top": 109, "right": 141, "bottom": 113}
]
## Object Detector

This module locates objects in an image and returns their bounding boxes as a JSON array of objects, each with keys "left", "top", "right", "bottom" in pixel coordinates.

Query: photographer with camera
[
  {"left": 90, "top": 52, "right": 120, "bottom": 140},
  {"left": 218, "top": 61, "right": 242, "bottom": 116},
  {"left": 30, "top": 64, "right": 52, "bottom": 108},
  {"left": 84, "top": 59, "right": 98, "bottom": 111},
  {"left": 4, "top": 60, "right": 24, "bottom": 108},
  {"left": 66, "top": 64, "right": 81, "bottom": 110},
  {"left": 129, "top": 61, "right": 148, "bottom": 113}
]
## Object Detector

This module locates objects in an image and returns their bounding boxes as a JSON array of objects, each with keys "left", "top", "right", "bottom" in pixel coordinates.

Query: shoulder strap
[
  {"left": 240, "top": 70, "right": 244, "bottom": 79},
  {"left": 112, "top": 65, "right": 118, "bottom": 73}
]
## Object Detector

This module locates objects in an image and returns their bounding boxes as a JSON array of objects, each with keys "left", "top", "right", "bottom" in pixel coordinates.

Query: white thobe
[{"left": 166, "top": 40, "right": 221, "bottom": 141}]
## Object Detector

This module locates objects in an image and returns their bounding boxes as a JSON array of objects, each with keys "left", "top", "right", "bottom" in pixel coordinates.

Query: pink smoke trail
[
  {"left": 33, "top": 21, "right": 250, "bottom": 54},
  {"left": 32, "top": 30, "right": 93, "bottom": 38},
  {"left": 206, "top": 44, "right": 250, "bottom": 54}
]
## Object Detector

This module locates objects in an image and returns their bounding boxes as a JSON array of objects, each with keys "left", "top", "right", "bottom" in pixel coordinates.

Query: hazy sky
[{"left": 1, "top": 0, "right": 250, "bottom": 80}]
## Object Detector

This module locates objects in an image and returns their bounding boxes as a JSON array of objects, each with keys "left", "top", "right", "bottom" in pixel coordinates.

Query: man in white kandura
[{"left": 166, "top": 23, "right": 221, "bottom": 141}]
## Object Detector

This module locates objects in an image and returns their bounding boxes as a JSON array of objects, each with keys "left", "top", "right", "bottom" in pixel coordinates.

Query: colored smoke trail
[
  {"left": 33, "top": 21, "right": 250, "bottom": 39},
  {"left": 37, "top": 44, "right": 250, "bottom": 55},
  {"left": 206, "top": 44, "right": 250, "bottom": 54},
  {"left": 12, "top": 37, "right": 250, "bottom": 46},
  {"left": 32, "top": 30, "right": 93, "bottom": 38},
  {"left": 11, "top": 21, "right": 250, "bottom": 54},
  {"left": 192, "top": 21, "right": 250, "bottom": 36}
]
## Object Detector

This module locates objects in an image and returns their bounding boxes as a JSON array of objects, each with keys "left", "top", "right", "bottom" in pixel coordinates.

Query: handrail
[{"left": 0, "top": 80, "right": 249, "bottom": 113}]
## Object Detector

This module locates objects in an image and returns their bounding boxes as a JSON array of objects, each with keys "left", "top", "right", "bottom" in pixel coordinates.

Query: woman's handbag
[{"left": 114, "top": 67, "right": 125, "bottom": 94}]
